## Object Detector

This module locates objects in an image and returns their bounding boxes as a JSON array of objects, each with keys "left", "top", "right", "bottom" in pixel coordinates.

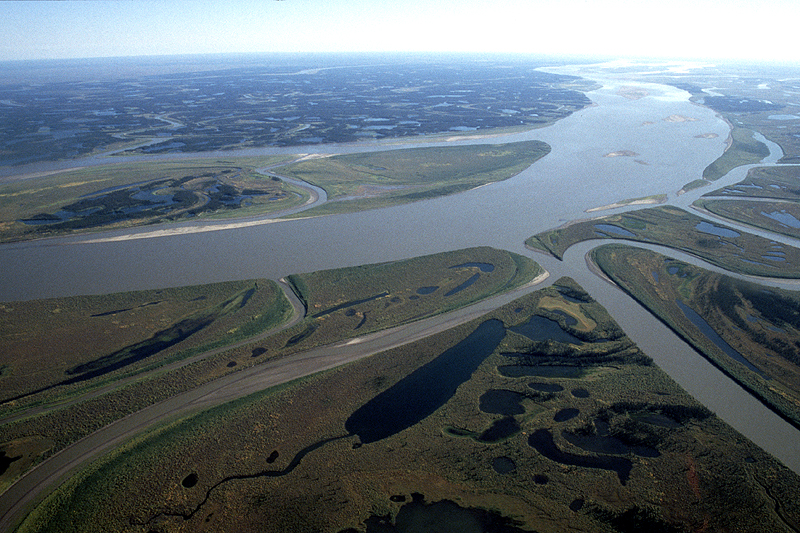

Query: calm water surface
[{"left": 2, "top": 70, "right": 799, "bottom": 473}]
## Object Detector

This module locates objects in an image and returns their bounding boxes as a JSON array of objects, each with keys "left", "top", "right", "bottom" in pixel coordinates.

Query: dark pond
[
  {"left": 594, "top": 224, "right": 636, "bottom": 237},
  {"left": 444, "top": 273, "right": 481, "bottom": 297},
  {"left": 478, "top": 417, "right": 521, "bottom": 442},
  {"left": 345, "top": 319, "right": 506, "bottom": 444},
  {"left": 416, "top": 286, "right": 438, "bottom": 295},
  {"left": 284, "top": 323, "right": 318, "bottom": 347},
  {"left": 452, "top": 262, "right": 495, "bottom": 272},
  {"left": 676, "top": 300, "right": 769, "bottom": 378},
  {"left": 508, "top": 315, "right": 583, "bottom": 344},
  {"left": 181, "top": 473, "right": 198, "bottom": 488},
  {"left": 571, "top": 388, "right": 589, "bottom": 398},
  {"left": 562, "top": 430, "right": 659, "bottom": 458},
  {"left": 528, "top": 429, "right": 632, "bottom": 485},
  {"left": 528, "top": 382, "right": 564, "bottom": 393},
  {"left": 492, "top": 456, "right": 517, "bottom": 475},
  {"left": 569, "top": 499, "right": 584, "bottom": 512},
  {"left": 443, "top": 263, "right": 496, "bottom": 297},
  {"left": 0, "top": 451, "right": 21, "bottom": 476},
  {"left": 553, "top": 408, "right": 579, "bottom": 422},
  {"left": 312, "top": 291, "right": 389, "bottom": 318},
  {"left": 479, "top": 389, "right": 526, "bottom": 415},
  {"left": 347, "top": 494, "right": 532, "bottom": 533}
]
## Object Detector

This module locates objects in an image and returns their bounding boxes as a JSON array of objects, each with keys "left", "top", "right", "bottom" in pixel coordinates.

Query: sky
[{"left": 1, "top": 0, "right": 798, "bottom": 63}]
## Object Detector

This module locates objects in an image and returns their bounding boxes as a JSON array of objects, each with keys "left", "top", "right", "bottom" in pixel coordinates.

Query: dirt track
[{"left": 0, "top": 275, "right": 548, "bottom": 532}]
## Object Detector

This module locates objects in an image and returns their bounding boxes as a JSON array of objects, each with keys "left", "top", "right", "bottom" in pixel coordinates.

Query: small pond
[
  {"left": 695, "top": 221, "right": 740, "bottom": 238},
  {"left": 528, "top": 429, "right": 632, "bottom": 485},
  {"left": 508, "top": 315, "right": 583, "bottom": 344},
  {"left": 491, "top": 456, "right": 517, "bottom": 475},
  {"left": 479, "top": 389, "right": 526, "bottom": 416},
  {"left": 761, "top": 210, "right": 800, "bottom": 229},
  {"left": 594, "top": 224, "right": 636, "bottom": 237}
]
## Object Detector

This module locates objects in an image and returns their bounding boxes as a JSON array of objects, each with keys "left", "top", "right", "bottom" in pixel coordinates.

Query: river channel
[{"left": 2, "top": 68, "right": 799, "bottom": 474}]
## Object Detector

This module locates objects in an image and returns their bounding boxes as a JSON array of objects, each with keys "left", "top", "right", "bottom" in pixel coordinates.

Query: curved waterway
[{"left": 2, "top": 71, "right": 799, "bottom": 476}]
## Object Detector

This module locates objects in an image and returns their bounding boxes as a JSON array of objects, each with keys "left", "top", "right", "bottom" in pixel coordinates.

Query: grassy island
[
  {"left": 276, "top": 141, "right": 550, "bottom": 217},
  {"left": 592, "top": 244, "right": 800, "bottom": 430},
  {"left": 528, "top": 205, "right": 800, "bottom": 278},
  {"left": 0, "top": 156, "right": 303, "bottom": 243}
]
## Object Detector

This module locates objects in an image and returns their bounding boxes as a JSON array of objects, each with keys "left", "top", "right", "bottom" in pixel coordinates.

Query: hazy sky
[{"left": 2, "top": 0, "right": 798, "bottom": 62}]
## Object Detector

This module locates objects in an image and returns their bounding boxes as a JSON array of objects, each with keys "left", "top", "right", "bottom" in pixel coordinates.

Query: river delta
[{"left": 2, "top": 55, "right": 800, "bottom": 532}]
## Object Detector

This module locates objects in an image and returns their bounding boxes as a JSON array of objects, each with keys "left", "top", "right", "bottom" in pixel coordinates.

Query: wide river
[{"left": 2, "top": 69, "right": 799, "bottom": 473}]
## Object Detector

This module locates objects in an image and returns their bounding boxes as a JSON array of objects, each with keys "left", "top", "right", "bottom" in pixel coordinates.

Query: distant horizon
[
  {"left": 2, "top": 0, "right": 798, "bottom": 64},
  {"left": 1, "top": 49, "right": 794, "bottom": 66}
]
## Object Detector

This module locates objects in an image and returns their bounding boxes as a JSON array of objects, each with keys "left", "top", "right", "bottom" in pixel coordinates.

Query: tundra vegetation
[
  {"left": 695, "top": 165, "right": 800, "bottom": 240},
  {"left": 275, "top": 141, "right": 550, "bottom": 217},
  {"left": 698, "top": 126, "right": 769, "bottom": 183},
  {"left": 0, "top": 247, "right": 538, "bottom": 495},
  {"left": 662, "top": 62, "right": 800, "bottom": 163},
  {"left": 591, "top": 244, "right": 800, "bottom": 430},
  {"left": 0, "top": 157, "right": 303, "bottom": 243},
  {"left": 0, "top": 57, "right": 593, "bottom": 166},
  {"left": 16, "top": 279, "right": 800, "bottom": 533},
  {"left": 528, "top": 205, "right": 800, "bottom": 278}
]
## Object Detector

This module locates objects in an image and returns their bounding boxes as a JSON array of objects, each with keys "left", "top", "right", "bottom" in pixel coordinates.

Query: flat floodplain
[
  {"left": 0, "top": 247, "right": 539, "bottom": 496},
  {"left": 591, "top": 244, "right": 800, "bottom": 430},
  {"left": 695, "top": 165, "right": 800, "bottom": 239},
  {"left": 0, "top": 279, "right": 292, "bottom": 411},
  {"left": 17, "top": 279, "right": 800, "bottom": 532},
  {"left": 529, "top": 205, "right": 800, "bottom": 278},
  {"left": 275, "top": 140, "right": 550, "bottom": 217},
  {"left": 0, "top": 156, "right": 303, "bottom": 243}
]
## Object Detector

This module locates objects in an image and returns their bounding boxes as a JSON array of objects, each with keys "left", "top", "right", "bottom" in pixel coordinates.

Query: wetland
[{"left": 3, "top": 55, "right": 800, "bottom": 533}]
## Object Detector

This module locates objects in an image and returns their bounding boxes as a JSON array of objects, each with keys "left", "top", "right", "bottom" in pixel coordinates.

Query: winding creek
[{"left": 2, "top": 66, "right": 800, "bottom": 527}]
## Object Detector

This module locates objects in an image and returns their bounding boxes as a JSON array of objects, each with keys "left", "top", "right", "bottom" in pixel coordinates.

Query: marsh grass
[
  {"left": 277, "top": 141, "right": 549, "bottom": 218},
  {"left": 528, "top": 205, "right": 800, "bottom": 278},
  {"left": 0, "top": 156, "right": 300, "bottom": 243},
  {"left": 0, "top": 247, "right": 539, "bottom": 493},
  {"left": 20, "top": 278, "right": 800, "bottom": 533},
  {"left": 592, "top": 244, "right": 800, "bottom": 429},
  {"left": 702, "top": 127, "right": 769, "bottom": 181}
]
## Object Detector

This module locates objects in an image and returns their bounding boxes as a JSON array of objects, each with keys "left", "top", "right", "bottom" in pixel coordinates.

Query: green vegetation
[
  {"left": 0, "top": 156, "right": 302, "bottom": 243},
  {"left": 692, "top": 166, "right": 800, "bottom": 240},
  {"left": 697, "top": 198, "right": 800, "bottom": 240},
  {"left": 18, "top": 278, "right": 800, "bottom": 532},
  {"left": 284, "top": 246, "right": 541, "bottom": 343},
  {"left": 680, "top": 178, "right": 710, "bottom": 193},
  {"left": 0, "top": 279, "right": 292, "bottom": 411},
  {"left": 591, "top": 244, "right": 800, "bottom": 429},
  {"left": 701, "top": 127, "right": 769, "bottom": 181},
  {"left": 528, "top": 205, "right": 800, "bottom": 278},
  {"left": 702, "top": 164, "right": 800, "bottom": 201},
  {"left": 275, "top": 141, "right": 550, "bottom": 217},
  {"left": 0, "top": 247, "right": 540, "bottom": 494}
]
